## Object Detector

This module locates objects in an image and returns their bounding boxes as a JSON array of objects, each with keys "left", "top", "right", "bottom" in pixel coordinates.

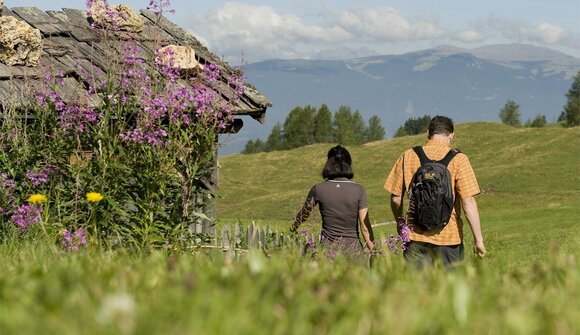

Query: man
[{"left": 384, "top": 116, "right": 486, "bottom": 268}]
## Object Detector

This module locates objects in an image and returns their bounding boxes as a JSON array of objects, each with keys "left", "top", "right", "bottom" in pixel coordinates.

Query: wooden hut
[{"left": 0, "top": 3, "right": 271, "bottom": 234}]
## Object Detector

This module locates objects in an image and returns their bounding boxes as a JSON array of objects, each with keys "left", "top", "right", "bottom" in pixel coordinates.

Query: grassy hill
[
  {"left": 217, "top": 122, "right": 580, "bottom": 268},
  {"left": 1, "top": 122, "right": 579, "bottom": 334}
]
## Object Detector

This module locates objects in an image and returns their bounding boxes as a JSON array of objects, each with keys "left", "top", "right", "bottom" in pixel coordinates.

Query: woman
[{"left": 290, "top": 145, "right": 375, "bottom": 255}]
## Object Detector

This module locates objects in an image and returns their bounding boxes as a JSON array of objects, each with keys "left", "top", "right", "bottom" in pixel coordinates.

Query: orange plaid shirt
[{"left": 384, "top": 139, "right": 480, "bottom": 245}]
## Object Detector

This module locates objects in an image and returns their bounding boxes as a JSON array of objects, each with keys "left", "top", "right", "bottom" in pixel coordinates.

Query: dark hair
[
  {"left": 428, "top": 115, "right": 454, "bottom": 138},
  {"left": 322, "top": 145, "right": 354, "bottom": 180}
]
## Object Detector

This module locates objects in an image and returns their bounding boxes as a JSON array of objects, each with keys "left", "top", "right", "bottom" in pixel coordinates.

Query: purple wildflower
[
  {"left": 26, "top": 170, "right": 50, "bottom": 187},
  {"left": 205, "top": 63, "right": 220, "bottom": 82},
  {"left": 326, "top": 249, "right": 336, "bottom": 260},
  {"left": 306, "top": 235, "right": 316, "bottom": 252},
  {"left": 147, "top": 0, "right": 175, "bottom": 16},
  {"left": 10, "top": 204, "right": 43, "bottom": 231},
  {"left": 0, "top": 173, "right": 16, "bottom": 189},
  {"left": 62, "top": 228, "right": 87, "bottom": 252},
  {"left": 385, "top": 218, "right": 414, "bottom": 254}
]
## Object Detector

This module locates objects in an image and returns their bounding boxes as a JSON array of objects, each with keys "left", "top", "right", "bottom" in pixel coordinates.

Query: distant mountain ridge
[{"left": 219, "top": 44, "right": 579, "bottom": 154}]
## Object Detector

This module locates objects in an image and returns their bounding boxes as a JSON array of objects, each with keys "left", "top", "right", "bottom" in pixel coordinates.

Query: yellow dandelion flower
[
  {"left": 27, "top": 194, "right": 47, "bottom": 204},
  {"left": 86, "top": 192, "right": 104, "bottom": 203}
]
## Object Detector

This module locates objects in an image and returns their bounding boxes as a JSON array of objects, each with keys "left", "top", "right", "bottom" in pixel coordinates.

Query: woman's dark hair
[{"left": 322, "top": 145, "right": 354, "bottom": 180}]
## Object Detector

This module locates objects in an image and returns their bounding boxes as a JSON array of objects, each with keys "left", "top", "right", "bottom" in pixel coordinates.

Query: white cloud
[
  {"left": 533, "top": 23, "right": 569, "bottom": 44},
  {"left": 189, "top": 3, "right": 576, "bottom": 62},
  {"left": 486, "top": 16, "right": 572, "bottom": 45},
  {"left": 190, "top": 2, "right": 445, "bottom": 61},
  {"left": 334, "top": 6, "right": 443, "bottom": 40},
  {"left": 191, "top": 2, "right": 350, "bottom": 61},
  {"left": 456, "top": 30, "right": 486, "bottom": 43}
]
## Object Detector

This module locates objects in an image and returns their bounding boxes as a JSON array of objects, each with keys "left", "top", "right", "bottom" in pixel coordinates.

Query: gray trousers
[{"left": 403, "top": 241, "right": 464, "bottom": 269}]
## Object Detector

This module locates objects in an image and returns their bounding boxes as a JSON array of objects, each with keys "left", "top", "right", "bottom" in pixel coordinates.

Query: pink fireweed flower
[
  {"left": 10, "top": 204, "right": 43, "bottom": 231},
  {"left": 385, "top": 218, "right": 414, "bottom": 254},
  {"left": 62, "top": 228, "right": 87, "bottom": 252},
  {"left": 26, "top": 170, "right": 50, "bottom": 187},
  {"left": 205, "top": 63, "right": 220, "bottom": 82},
  {"left": 147, "top": 0, "right": 175, "bottom": 16},
  {"left": 0, "top": 173, "right": 16, "bottom": 189}
]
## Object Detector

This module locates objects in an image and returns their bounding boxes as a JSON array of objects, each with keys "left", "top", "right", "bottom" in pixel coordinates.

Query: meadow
[{"left": 1, "top": 123, "right": 579, "bottom": 334}]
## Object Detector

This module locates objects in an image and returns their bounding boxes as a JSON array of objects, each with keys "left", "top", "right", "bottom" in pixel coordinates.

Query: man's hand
[{"left": 474, "top": 239, "right": 486, "bottom": 258}]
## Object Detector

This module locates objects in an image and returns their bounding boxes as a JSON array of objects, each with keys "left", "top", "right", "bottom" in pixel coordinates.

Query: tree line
[
  {"left": 498, "top": 70, "right": 579, "bottom": 128},
  {"left": 243, "top": 104, "right": 385, "bottom": 154},
  {"left": 398, "top": 70, "right": 580, "bottom": 136},
  {"left": 244, "top": 71, "right": 579, "bottom": 153}
]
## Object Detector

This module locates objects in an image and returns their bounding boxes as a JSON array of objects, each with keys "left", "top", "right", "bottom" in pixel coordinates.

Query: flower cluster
[
  {"left": 301, "top": 229, "right": 317, "bottom": 253},
  {"left": 228, "top": 70, "right": 245, "bottom": 104},
  {"left": 114, "top": 43, "right": 236, "bottom": 147},
  {"left": 26, "top": 170, "right": 50, "bottom": 187},
  {"left": 86, "top": 0, "right": 121, "bottom": 31},
  {"left": 10, "top": 204, "right": 43, "bottom": 231},
  {"left": 147, "top": 0, "right": 175, "bottom": 16},
  {"left": 386, "top": 218, "right": 414, "bottom": 254},
  {"left": 62, "top": 228, "right": 87, "bottom": 252},
  {"left": 0, "top": 173, "right": 17, "bottom": 215},
  {"left": 36, "top": 72, "right": 102, "bottom": 135}
]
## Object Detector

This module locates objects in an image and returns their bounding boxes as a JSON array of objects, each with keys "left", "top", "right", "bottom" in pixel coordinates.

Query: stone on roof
[
  {"left": 0, "top": 4, "right": 271, "bottom": 122},
  {"left": 0, "top": 16, "right": 42, "bottom": 66}
]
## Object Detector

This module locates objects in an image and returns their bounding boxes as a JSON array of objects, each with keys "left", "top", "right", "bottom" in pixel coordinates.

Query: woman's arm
[
  {"left": 290, "top": 198, "right": 315, "bottom": 232},
  {"left": 358, "top": 208, "right": 375, "bottom": 250}
]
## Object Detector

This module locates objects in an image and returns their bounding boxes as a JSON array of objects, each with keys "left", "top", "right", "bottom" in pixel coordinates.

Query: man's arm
[
  {"left": 462, "top": 196, "right": 486, "bottom": 258},
  {"left": 390, "top": 194, "right": 405, "bottom": 234},
  {"left": 390, "top": 193, "right": 404, "bottom": 219}
]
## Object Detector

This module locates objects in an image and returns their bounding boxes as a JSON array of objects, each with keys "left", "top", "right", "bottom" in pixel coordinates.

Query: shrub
[{"left": 0, "top": 1, "right": 244, "bottom": 248}]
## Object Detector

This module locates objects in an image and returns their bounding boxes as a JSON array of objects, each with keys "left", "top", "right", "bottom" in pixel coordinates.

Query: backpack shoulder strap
[
  {"left": 439, "top": 148, "right": 461, "bottom": 167},
  {"left": 412, "top": 146, "right": 429, "bottom": 166}
]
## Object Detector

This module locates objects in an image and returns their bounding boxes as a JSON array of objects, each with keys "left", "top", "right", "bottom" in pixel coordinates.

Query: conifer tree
[
  {"left": 561, "top": 71, "right": 580, "bottom": 127},
  {"left": 394, "top": 115, "right": 431, "bottom": 137},
  {"left": 266, "top": 123, "right": 284, "bottom": 151},
  {"left": 366, "top": 115, "right": 385, "bottom": 142},
  {"left": 333, "top": 105, "right": 355, "bottom": 145},
  {"left": 499, "top": 100, "right": 521, "bottom": 127},
  {"left": 351, "top": 111, "right": 367, "bottom": 145},
  {"left": 526, "top": 114, "right": 547, "bottom": 128},
  {"left": 283, "top": 106, "right": 316, "bottom": 149},
  {"left": 243, "top": 139, "right": 265, "bottom": 154},
  {"left": 314, "top": 104, "right": 334, "bottom": 143},
  {"left": 243, "top": 139, "right": 256, "bottom": 154}
]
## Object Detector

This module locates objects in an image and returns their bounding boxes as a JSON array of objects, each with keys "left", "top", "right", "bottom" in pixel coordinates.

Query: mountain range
[{"left": 218, "top": 43, "right": 579, "bottom": 154}]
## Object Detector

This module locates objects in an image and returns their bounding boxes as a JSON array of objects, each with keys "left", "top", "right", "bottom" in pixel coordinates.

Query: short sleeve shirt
[
  {"left": 384, "top": 139, "right": 480, "bottom": 245},
  {"left": 305, "top": 178, "right": 368, "bottom": 242}
]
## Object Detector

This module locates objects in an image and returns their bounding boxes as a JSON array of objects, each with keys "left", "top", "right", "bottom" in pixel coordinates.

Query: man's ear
[{"left": 449, "top": 133, "right": 455, "bottom": 141}]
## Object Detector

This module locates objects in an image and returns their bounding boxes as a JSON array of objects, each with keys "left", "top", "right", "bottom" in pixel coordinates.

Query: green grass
[
  {"left": 1, "top": 122, "right": 580, "bottom": 334},
  {"left": 1, "top": 240, "right": 579, "bottom": 335},
  {"left": 217, "top": 122, "right": 580, "bottom": 268}
]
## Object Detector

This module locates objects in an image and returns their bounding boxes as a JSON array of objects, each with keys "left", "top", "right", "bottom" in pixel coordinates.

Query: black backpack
[{"left": 410, "top": 146, "right": 460, "bottom": 231}]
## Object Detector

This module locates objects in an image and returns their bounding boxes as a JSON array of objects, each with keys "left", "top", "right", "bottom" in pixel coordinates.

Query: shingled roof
[{"left": 0, "top": 5, "right": 271, "bottom": 123}]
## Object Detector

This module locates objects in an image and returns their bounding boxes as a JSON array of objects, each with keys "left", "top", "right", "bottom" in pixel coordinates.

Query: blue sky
[{"left": 5, "top": 0, "right": 580, "bottom": 62}]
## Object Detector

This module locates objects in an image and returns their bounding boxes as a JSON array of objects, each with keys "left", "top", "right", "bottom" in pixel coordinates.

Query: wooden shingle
[{"left": 0, "top": 5, "right": 271, "bottom": 119}]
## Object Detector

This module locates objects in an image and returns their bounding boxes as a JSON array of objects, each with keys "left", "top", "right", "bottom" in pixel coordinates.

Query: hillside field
[
  {"left": 1, "top": 122, "right": 579, "bottom": 334},
  {"left": 217, "top": 122, "right": 580, "bottom": 270}
]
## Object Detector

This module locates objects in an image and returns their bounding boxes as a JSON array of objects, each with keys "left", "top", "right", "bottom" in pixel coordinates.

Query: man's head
[{"left": 428, "top": 116, "right": 454, "bottom": 139}]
